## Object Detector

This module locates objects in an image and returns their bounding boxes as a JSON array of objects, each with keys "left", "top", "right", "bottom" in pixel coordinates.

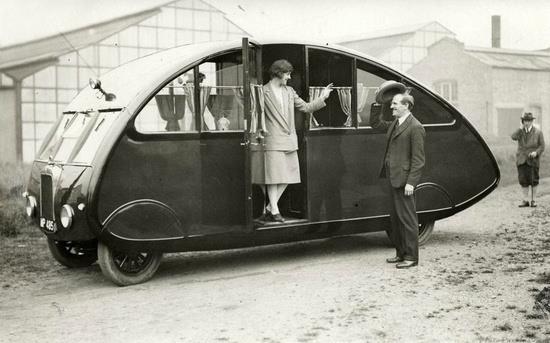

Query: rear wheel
[
  {"left": 418, "top": 221, "right": 435, "bottom": 246},
  {"left": 384, "top": 220, "right": 435, "bottom": 246},
  {"left": 47, "top": 239, "right": 98, "bottom": 268},
  {"left": 97, "top": 242, "right": 162, "bottom": 286}
]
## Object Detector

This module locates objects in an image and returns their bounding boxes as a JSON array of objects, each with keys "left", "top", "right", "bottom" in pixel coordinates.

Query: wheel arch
[
  {"left": 101, "top": 199, "right": 186, "bottom": 243},
  {"left": 415, "top": 182, "right": 455, "bottom": 220}
]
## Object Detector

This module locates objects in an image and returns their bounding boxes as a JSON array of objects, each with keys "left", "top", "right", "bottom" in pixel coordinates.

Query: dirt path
[{"left": 1, "top": 181, "right": 550, "bottom": 342}]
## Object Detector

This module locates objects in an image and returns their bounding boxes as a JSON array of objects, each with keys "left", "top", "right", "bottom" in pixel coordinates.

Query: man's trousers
[{"left": 388, "top": 184, "right": 419, "bottom": 261}]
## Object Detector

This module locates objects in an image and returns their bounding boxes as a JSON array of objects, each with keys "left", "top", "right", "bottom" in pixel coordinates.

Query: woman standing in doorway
[{"left": 254, "top": 59, "right": 332, "bottom": 222}]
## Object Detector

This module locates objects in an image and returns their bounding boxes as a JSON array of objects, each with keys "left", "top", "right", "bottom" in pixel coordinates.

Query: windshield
[{"left": 38, "top": 111, "right": 121, "bottom": 164}]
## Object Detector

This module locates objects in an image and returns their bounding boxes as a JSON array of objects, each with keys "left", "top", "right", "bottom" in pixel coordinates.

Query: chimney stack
[{"left": 492, "top": 15, "right": 501, "bottom": 48}]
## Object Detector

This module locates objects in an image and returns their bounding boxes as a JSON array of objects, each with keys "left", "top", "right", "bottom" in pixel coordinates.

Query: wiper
[
  {"left": 63, "top": 112, "right": 79, "bottom": 129},
  {"left": 62, "top": 108, "right": 124, "bottom": 115},
  {"left": 95, "top": 118, "right": 105, "bottom": 132}
]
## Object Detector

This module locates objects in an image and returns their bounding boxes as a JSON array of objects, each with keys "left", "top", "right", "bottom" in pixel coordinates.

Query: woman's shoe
[
  {"left": 256, "top": 210, "right": 272, "bottom": 222},
  {"left": 270, "top": 213, "right": 285, "bottom": 223}
]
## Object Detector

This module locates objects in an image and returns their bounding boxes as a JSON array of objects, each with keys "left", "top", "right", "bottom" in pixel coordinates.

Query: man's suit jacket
[
  {"left": 371, "top": 113, "right": 426, "bottom": 188},
  {"left": 511, "top": 126, "right": 545, "bottom": 167},
  {"left": 262, "top": 84, "right": 325, "bottom": 151}
]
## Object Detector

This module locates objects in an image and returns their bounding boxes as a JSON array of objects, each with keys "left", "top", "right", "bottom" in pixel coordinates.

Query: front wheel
[
  {"left": 47, "top": 239, "right": 98, "bottom": 268},
  {"left": 97, "top": 242, "right": 162, "bottom": 286}
]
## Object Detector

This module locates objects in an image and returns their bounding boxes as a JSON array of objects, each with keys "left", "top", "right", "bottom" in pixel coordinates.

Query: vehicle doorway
[{"left": 252, "top": 44, "right": 308, "bottom": 226}]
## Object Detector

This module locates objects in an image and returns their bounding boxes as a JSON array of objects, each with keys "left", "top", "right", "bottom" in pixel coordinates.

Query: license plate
[{"left": 40, "top": 217, "right": 58, "bottom": 233}]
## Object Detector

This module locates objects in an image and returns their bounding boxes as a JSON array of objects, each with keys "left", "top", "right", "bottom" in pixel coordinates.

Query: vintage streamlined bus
[{"left": 23, "top": 38, "right": 499, "bottom": 285}]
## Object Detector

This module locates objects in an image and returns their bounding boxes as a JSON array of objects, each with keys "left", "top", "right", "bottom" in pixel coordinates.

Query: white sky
[
  {"left": 218, "top": 0, "right": 550, "bottom": 50},
  {"left": 1, "top": 0, "right": 550, "bottom": 50}
]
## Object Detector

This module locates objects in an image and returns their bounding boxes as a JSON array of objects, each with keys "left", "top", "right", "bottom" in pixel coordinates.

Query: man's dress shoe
[
  {"left": 386, "top": 256, "right": 405, "bottom": 263},
  {"left": 531, "top": 201, "right": 537, "bottom": 208},
  {"left": 519, "top": 201, "right": 530, "bottom": 208},
  {"left": 396, "top": 260, "right": 418, "bottom": 269}
]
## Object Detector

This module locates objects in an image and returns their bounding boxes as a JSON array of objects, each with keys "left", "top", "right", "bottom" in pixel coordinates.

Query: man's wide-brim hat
[
  {"left": 375, "top": 80, "right": 407, "bottom": 104},
  {"left": 521, "top": 112, "right": 535, "bottom": 121}
]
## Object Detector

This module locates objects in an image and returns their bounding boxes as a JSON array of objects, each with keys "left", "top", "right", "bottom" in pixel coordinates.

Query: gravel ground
[{"left": 1, "top": 180, "right": 550, "bottom": 342}]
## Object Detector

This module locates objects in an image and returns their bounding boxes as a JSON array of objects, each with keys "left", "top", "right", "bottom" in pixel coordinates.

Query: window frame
[
  {"left": 131, "top": 47, "right": 254, "bottom": 137},
  {"left": 306, "top": 46, "right": 357, "bottom": 131},
  {"left": 352, "top": 58, "right": 458, "bottom": 129}
]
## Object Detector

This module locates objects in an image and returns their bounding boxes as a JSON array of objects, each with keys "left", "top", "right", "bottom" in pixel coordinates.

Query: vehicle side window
[
  {"left": 135, "top": 50, "right": 253, "bottom": 133},
  {"left": 357, "top": 63, "right": 388, "bottom": 127},
  {"left": 198, "top": 51, "right": 251, "bottom": 132},
  {"left": 357, "top": 60, "right": 455, "bottom": 126},
  {"left": 135, "top": 69, "right": 200, "bottom": 133},
  {"left": 405, "top": 85, "right": 455, "bottom": 125},
  {"left": 308, "top": 49, "right": 353, "bottom": 128}
]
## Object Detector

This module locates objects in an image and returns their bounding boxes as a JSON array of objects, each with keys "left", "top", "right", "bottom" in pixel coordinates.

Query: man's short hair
[
  {"left": 198, "top": 72, "right": 206, "bottom": 83},
  {"left": 269, "top": 59, "right": 294, "bottom": 79},
  {"left": 400, "top": 93, "right": 414, "bottom": 110}
]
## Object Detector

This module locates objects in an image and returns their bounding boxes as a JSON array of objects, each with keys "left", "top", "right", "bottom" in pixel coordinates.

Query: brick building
[{"left": 408, "top": 37, "right": 550, "bottom": 138}]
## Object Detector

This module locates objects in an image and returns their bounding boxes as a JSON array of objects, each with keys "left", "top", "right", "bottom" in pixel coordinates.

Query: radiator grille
[{"left": 40, "top": 174, "right": 54, "bottom": 221}]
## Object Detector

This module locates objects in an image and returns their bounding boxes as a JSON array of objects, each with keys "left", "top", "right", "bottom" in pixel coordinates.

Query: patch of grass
[
  {"left": 0, "top": 223, "right": 52, "bottom": 287},
  {"left": 0, "top": 163, "right": 54, "bottom": 285},
  {"left": 0, "top": 197, "right": 32, "bottom": 237},
  {"left": 0, "top": 162, "right": 30, "bottom": 198},
  {"left": 0, "top": 162, "right": 32, "bottom": 237}
]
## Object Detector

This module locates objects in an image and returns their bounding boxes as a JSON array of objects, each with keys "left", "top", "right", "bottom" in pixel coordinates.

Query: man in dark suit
[
  {"left": 371, "top": 93, "right": 426, "bottom": 269},
  {"left": 511, "top": 112, "right": 545, "bottom": 208}
]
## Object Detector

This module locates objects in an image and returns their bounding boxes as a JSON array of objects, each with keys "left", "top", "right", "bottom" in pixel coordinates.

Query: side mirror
[
  {"left": 89, "top": 78, "right": 116, "bottom": 102},
  {"left": 104, "top": 92, "right": 117, "bottom": 101},
  {"left": 89, "top": 78, "right": 102, "bottom": 90}
]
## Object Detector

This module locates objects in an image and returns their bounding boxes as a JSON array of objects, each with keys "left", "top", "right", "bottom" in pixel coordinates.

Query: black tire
[
  {"left": 384, "top": 220, "right": 435, "bottom": 246},
  {"left": 47, "top": 239, "right": 98, "bottom": 268},
  {"left": 97, "top": 242, "right": 162, "bottom": 286},
  {"left": 418, "top": 220, "right": 435, "bottom": 246}
]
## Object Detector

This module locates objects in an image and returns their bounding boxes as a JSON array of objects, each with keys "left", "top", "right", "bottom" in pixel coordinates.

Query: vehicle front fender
[{"left": 102, "top": 199, "right": 185, "bottom": 241}]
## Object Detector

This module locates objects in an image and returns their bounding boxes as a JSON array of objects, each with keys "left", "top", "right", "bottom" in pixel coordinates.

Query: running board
[{"left": 254, "top": 218, "right": 309, "bottom": 230}]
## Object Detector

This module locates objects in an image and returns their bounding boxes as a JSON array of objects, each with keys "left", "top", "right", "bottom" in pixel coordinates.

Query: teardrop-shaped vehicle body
[{"left": 25, "top": 38, "right": 499, "bottom": 285}]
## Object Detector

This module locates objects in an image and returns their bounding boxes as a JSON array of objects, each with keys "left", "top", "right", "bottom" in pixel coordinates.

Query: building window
[
  {"left": 18, "top": 0, "right": 247, "bottom": 161},
  {"left": 434, "top": 80, "right": 457, "bottom": 103}
]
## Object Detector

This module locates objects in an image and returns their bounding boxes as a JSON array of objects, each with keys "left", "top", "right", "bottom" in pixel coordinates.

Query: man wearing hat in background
[
  {"left": 371, "top": 87, "right": 425, "bottom": 269},
  {"left": 511, "top": 112, "right": 545, "bottom": 207}
]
